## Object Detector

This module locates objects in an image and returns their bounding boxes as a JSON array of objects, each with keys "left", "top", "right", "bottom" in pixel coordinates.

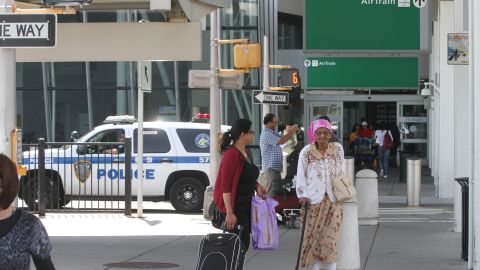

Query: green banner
[
  {"left": 306, "top": 0, "right": 420, "bottom": 50},
  {"left": 306, "top": 57, "right": 418, "bottom": 88}
]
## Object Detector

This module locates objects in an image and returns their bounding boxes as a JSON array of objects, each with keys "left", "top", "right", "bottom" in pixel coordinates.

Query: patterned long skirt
[{"left": 300, "top": 195, "right": 343, "bottom": 267}]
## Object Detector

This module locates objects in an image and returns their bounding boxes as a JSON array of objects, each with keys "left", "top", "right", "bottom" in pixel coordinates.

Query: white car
[{"left": 20, "top": 117, "right": 229, "bottom": 212}]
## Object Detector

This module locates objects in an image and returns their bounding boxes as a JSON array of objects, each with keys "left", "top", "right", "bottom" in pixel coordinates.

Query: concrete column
[
  {"left": 0, "top": 0, "right": 15, "bottom": 156},
  {"left": 437, "top": 1, "right": 455, "bottom": 199},
  {"left": 453, "top": 0, "right": 471, "bottom": 234},
  {"left": 356, "top": 169, "right": 378, "bottom": 226},
  {"left": 470, "top": 0, "right": 480, "bottom": 267}
]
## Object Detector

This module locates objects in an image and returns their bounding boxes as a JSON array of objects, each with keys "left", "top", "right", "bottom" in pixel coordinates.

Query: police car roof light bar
[{"left": 103, "top": 115, "right": 137, "bottom": 124}]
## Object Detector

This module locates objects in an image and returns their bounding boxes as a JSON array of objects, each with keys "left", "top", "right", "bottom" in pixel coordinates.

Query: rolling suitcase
[{"left": 195, "top": 226, "right": 246, "bottom": 270}]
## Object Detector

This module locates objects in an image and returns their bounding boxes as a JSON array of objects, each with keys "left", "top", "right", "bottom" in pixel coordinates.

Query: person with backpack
[{"left": 375, "top": 123, "right": 394, "bottom": 178}]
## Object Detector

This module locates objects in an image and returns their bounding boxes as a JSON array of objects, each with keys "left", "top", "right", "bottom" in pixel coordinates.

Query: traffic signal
[
  {"left": 233, "top": 43, "right": 262, "bottom": 69},
  {"left": 279, "top": 68, "right": 301, "bottom": 88}
]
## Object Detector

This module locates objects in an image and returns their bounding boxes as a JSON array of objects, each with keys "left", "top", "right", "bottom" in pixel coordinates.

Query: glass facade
[{"left": 17, "top": 0, "right": 260, "bottom": 143}]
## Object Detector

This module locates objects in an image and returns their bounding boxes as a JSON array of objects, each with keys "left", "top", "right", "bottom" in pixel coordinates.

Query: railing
[{"left": 19, "top": 138, "right": 132, "bottom": 216}]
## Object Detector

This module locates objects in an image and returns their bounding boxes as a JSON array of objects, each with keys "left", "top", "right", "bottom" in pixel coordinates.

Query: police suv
[{"left": 20, "top": 116, "right": 229, "bottom": 212}]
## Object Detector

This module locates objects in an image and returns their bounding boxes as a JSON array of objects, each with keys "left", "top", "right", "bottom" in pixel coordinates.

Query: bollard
[
  {"left": 355, "top": 169, "right": 379, "bottom": 225},
  {"left": 203, "top": 186, "right": 214, "bottom": 220},
  {"left": 337, "top": 157, "right": 361, "bottom": 270},
  {"left": 344, "top": 156, "right": 355, "bottom": 181},
  {"left": 406, "top": 158, "right": 421, "bottom": 207},
  {"left": 337, "top": 198, "right": 361, "bottom": 270}
]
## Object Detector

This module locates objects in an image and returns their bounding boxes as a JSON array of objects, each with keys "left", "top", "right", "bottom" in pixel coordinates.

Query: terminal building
[{"left": 10, "top": 0, "right": 472, "bottom": 244}]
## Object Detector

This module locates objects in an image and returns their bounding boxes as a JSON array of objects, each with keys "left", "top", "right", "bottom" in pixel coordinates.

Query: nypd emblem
[
  {"left": 195, "top": 133, "right": 210, "bottom": 149},
  {"left": 73, "top": 160, "right": 92, "bottom": 183}
]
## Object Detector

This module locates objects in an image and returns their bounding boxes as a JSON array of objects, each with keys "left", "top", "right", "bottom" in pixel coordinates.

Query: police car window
[
  {"left": 176, "top": 129, "right": 210, "bottom": 153},
  {"left": 85, "top": 129, "right": 125, "bottom": 154},
  {"left": 133, "top": 128, "right": 171, "bottom": 153},
  {"left": 87, "top": 130, "right": 124, "bottom": 143}
]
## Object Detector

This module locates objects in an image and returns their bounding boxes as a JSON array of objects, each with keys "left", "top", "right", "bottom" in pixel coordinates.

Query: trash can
[
  {"left": 455, "top": 177, "right": 469, "bottom": 262},
  {"left": 399, "top": 151, "right": 417, "bottom": 182}
]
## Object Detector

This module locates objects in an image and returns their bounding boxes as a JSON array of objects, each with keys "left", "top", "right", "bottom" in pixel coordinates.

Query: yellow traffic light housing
[{"left": 233, "top": 43, "right": 262, "bottom": 69}]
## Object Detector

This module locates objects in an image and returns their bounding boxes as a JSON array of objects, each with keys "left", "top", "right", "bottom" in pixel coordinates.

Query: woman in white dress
[{"left": 297, "top": 119, "right": 345, "bottom": 270}]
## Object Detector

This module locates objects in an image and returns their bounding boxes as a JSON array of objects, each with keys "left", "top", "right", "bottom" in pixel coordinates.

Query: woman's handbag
[
  {"left": 332, "top": 173, "right": 356, "bottom": 202},
  {"left": 332, "top": 143, "right": 357, "bottom": 202},
  {"left": 208, "top": 200, "right": 225, "bottom": 229}
]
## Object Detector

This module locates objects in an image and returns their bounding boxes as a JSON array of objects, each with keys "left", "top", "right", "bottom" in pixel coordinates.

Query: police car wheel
[
  {"left": 169, "top": 177, "right": 204, "bottom": 213},
  {"left": 23, "top": 175, "right": 62, "bottom": 210}
]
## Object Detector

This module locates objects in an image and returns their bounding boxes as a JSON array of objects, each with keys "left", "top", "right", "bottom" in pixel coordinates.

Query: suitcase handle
[{"left": 221, "top": 223, "right": 244, "bottom": 235}]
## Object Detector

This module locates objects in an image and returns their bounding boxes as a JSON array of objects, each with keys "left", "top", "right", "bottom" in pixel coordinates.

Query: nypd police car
[{"left": 20, "top": 116, "right": 229, "bottom": 212}]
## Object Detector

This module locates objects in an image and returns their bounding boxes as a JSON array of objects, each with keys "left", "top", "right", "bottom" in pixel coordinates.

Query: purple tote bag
[{"left": 251, "top": 196, "right": 279, "bottom": 250}]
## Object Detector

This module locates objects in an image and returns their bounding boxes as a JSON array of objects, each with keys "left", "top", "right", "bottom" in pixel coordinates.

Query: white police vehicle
[{"left": 20, "top": 116, "right": 229, "bottom": 212}]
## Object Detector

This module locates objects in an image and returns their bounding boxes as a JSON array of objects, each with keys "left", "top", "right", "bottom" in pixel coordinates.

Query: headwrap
[{"left": 307, "top": 119, "right": 332, "bottom": 144}]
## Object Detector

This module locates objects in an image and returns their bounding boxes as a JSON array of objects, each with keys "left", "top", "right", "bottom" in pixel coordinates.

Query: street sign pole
[
  {"left": 209, "top": 11, "right": 220, "bottom": 185},
  {"left": 0, "top": 0, "right": 16, "bottom": 159},
  {"left": 136, "top": 60, "right": 152, "bottom": 218},
  {"left": 137, "top": 61, "right": 144, "bottom": 218},
  {"left": 262, "top": 35, "right": 270, "bottom": 115}
]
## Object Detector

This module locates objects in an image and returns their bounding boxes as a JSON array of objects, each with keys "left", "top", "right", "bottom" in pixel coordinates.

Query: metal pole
[
  {"left": 41, "top": 63, "right": 51, "bottom": 142},
  {"left": 209, "top": 11, "right": 221, "bottom": 184},
  {"left": 407, "top": 158, "right": 421, "bottom": 207},
  {"left": 0, "top": 0, "right": 15, "bottom": 156},
  {"left": 425, "top": 82, "right": 440, "bottom": 198},
  {"left": 137, "top": 61, "right": 144, "bottom": 218},
  {"left": 38, "top": 138, "right": 46, "bottom": 216},
  {"left": 124, "top": 137, "right": 132, "bottom": 216},
  {"left": 127, "top": 11, "right": 135, "bottom": 116},
  {"left": 202, "top": 10, "right": 221, "bottom": 219},
  {"left": 262, "top": 35, "right": 270, "bottom": 115},
  {"left": 83, "top": 11, "right": 94, "bottom": 130},
  {"left": 174, "top": 61, "right": 181, "bottom": 121}
]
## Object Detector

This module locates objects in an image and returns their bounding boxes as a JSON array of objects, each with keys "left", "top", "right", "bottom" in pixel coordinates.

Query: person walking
[
  {"left": 212, "top": 119, "right": 267, "bottom": 262},
  {"left": 0, "top": 154, "right": 56, "bottom": 270},
  {"left": 296, "top": 119, "right": 344, "bottom": 270},
  {"left": 259, "top": 113, "right": 299, "bottom": 196},
  {"left": 375, "top": 124, "right": 394, "bottom": 178}
]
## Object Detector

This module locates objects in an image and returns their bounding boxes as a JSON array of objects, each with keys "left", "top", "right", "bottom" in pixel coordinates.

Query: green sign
[
  {"left": 306, "top": 0, "right": 420, "bottom": 50},
  {"left": 306, "top": 57, "right": 418, "bottom": 88}
]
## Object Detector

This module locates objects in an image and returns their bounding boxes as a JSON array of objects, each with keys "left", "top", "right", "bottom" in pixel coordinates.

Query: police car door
[
  {"left": 72, "top": 129, "right": 126, "bottom": 201},
  {"left": 133, "top": 127, "right": 176, "bottom": 197}
]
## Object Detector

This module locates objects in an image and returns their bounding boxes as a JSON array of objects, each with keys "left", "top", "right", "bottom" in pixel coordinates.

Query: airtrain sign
[{"left": 0, "top": 14, "right": 56, "bottom": 47}]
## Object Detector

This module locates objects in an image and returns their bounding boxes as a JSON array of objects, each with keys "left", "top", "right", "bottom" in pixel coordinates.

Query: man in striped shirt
[{"left": 259, "top": 113, "right": 299, "bottom": 196}]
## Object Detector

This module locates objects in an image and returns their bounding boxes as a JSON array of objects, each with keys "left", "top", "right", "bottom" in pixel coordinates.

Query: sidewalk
[{"left": 40, "top": 167, "right": 467, "bottom": 270}]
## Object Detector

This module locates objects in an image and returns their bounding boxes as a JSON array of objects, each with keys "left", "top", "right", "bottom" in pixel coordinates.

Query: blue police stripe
[{"left": 23, "top": 156, "right": 210, "bottom": 165}]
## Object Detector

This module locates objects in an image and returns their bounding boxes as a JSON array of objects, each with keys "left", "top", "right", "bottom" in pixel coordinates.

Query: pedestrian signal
[
  {"left": 279, "top": 68, "right": 301, "bottom": 88},
  {"left": 233, "top": 43, "right": 262, "bottom": 69}
]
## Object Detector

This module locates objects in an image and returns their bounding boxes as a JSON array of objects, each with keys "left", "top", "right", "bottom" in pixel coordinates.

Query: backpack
[{"left": 383, "top": 131, "right": 393, "bottom": 149}]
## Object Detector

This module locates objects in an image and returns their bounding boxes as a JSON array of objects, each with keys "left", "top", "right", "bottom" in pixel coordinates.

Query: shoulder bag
[{"left": 332, "top": 144, "right": 357, "bottom": 202}]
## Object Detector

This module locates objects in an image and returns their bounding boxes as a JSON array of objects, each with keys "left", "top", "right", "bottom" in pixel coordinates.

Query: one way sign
[
  {"left": 252, "top": 90, "right": 289, "bottom": 105},
  {"left": 0, "top": 14, "right": 56, "bottom": 48}
]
